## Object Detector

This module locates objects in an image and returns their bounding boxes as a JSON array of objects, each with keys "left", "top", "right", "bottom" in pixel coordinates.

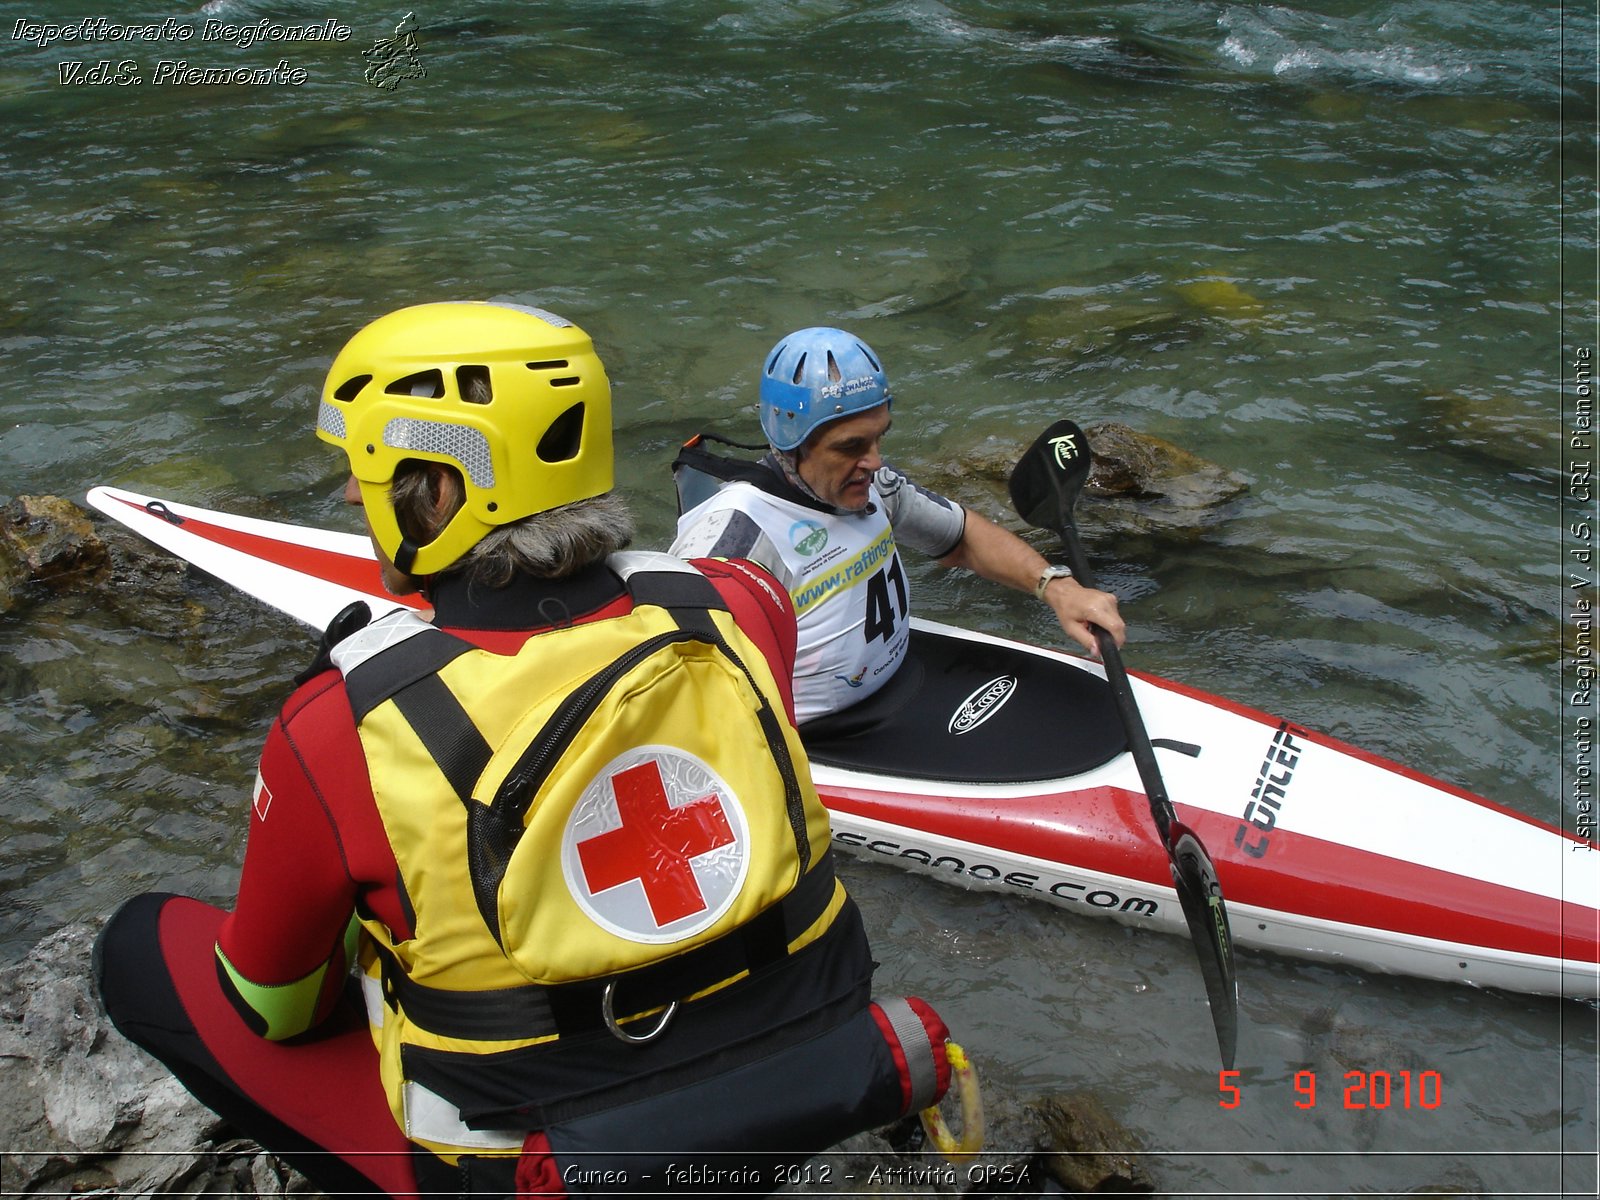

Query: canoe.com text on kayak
[{"left": 832, "top": 831, "right": 1162, "bottom": 916}]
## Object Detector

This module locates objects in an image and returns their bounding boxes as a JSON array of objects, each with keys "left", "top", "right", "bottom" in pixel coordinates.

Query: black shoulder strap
[
  {"left": 620, "top": 560, "right": 726, "bottom": 639},
  {"left": 670, "top": 433, "right": 832, "bottom": 514},
  {"left": 335, "top": 618, "right": 502, "bottom": 941},
  {"left": 341, "top": 623, "right": 476, "bottom": 725}
]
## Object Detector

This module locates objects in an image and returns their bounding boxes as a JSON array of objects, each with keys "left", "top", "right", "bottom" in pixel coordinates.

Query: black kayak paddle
[{"left": 1008, "top": 419, "right": 1239, "bottom": 1071}]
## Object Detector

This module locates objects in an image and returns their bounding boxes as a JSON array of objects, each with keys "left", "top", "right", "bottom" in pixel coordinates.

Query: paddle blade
[
  {"left": 1168, "top": 822, "right": 1239, "bottom": 1070},
  {"left": 1008, "top": 420, "right": 1092, "bottom": 533}
]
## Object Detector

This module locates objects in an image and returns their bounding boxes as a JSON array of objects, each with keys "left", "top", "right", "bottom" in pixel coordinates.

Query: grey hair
[
  {"left": 463, "top": 492, "right": 634, "bottom": 585},
  {"left": 389, "top": 462, "right": 634, "bottom": 586}
]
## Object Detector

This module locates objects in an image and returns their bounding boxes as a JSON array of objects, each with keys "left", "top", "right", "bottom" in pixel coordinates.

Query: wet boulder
[
  {"left": 0, "top": 495, "right": 110, "bottom": 613},
  {"left": 1031, "top": 1091, "right": 1156, "bottom": 1193},
  {"left": 0, "top": 493, "right": 204, "bottom": 624},
  {"left": 925, "top": 421, "right": 1248, "bottom": 539},
  {"left": 1080, "top": 420, "right": 1249, "bottom": 533}
]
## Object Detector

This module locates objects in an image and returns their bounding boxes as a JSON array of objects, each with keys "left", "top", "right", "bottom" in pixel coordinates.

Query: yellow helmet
[{"left": 317, "top": 301, "right": 613, "bottom": 576}]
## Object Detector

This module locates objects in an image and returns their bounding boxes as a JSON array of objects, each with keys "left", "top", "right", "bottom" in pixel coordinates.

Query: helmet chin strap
[{"left": 393, "top": 536, "right": 421, "bottom": 577}]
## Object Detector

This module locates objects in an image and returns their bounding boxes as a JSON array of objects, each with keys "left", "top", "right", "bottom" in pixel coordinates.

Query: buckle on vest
[{"left": 601, "top": 979, "right": 678, "bottom": 1044}]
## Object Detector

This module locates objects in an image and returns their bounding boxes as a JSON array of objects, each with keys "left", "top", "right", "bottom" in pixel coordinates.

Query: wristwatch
[{"left": 1034, "top": 564, "right": 1073, "bottom": 602}]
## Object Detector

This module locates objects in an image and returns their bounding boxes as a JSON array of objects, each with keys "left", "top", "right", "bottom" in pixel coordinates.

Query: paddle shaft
[
  {"left": 1050, "top": 503, "right": 1239, "bottom": 1069},
  {"left": 1050, "top": 529, "right": 1179, "bottom": 843}
]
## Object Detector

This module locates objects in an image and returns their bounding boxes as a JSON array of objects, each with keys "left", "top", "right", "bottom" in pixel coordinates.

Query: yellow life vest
[{"left": 331, "top": 554, "right": 855, "bottom": 1158}]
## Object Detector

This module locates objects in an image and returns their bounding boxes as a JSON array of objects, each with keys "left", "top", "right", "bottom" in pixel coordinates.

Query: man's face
[{"left": 795, "top": 404, "right": 891, "bottom": 511}]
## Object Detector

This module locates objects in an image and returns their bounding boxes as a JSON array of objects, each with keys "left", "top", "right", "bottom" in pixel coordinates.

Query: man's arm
[
  {"left": 937, "top": 509, "right": 1126, "bottom": 657},
  {"left": 214, "top": 683, "right": 366, "bottom": 1041}
]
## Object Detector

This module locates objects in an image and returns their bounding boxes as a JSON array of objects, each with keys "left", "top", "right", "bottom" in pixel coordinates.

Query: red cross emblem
[{"left": 575, "top": 759, "right": 737, "bottom": 927}]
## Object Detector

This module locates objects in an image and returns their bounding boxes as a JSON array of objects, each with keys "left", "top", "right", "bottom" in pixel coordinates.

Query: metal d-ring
[{"left": 601, "top": 980, "right": 678, "bottom": 1044}]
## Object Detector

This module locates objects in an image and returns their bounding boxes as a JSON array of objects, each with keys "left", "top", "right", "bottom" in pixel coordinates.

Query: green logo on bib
[{"left": 790, "top": 520, "right": 828, "bottom": 557}]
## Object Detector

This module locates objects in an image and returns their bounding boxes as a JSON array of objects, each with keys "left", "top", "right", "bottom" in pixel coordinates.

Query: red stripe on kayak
[
  {"left": 822, "top": 781, "right": 1171, "bottom": 886},
  {"left": 1211, "top": 813, "right": 1600, "bottom": 965},
  {"left": 823, "top": 781, "right": 1600, "bottom": 966},
  {"left": 104, "top": 493, "right": 422, "bottom": 611}
]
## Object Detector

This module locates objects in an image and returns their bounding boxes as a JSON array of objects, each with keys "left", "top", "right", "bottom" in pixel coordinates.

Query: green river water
[{"left": 2, "top": 1, "right": 1596, "bottom": 1194}]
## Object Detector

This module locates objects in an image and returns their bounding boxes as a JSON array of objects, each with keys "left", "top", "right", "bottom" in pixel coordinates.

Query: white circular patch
[{"left": 561, "top": 745, "right": 749, "bottom": 944}]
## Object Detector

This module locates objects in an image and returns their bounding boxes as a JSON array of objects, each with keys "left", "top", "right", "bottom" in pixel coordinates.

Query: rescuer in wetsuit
[{"left": 95, "top": 302, "right": 955, "bottom": 1197}]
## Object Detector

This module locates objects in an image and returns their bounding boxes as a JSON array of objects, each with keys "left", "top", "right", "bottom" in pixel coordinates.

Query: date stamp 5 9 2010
[{"left": 1219, "top": 1068, "right": 1444, "bottom": 1111}]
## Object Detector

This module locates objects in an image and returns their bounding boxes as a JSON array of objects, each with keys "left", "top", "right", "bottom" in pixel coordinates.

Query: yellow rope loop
[{"left": 919, "top": 1040, "right": 984, "bottom": 1161}]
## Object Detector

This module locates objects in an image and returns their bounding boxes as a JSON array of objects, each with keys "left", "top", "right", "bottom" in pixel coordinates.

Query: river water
[{"left": 2, "top": 1, "right": 1596, "bottom": 1195}]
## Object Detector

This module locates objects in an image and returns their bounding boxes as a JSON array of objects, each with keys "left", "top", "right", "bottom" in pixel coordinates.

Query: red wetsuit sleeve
[
  {"left": 215, "top": 674, "right": 380, "bottom": 1035},
  {"left": 694, "top": 557, "right": 800, "bottom": 722}
]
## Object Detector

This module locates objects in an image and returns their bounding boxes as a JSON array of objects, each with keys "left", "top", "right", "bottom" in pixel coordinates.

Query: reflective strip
[
  {"left": 878, "top": 996, "right": 939, "bottom": 1113},
  {"left": 361, "top": 970, "right": 386, "bottom": 1029},
  {"left": 331, "top": 610, "right": 434, "bottom": 676},
  {"left": 497, "top": 303, "right": 572, "bottom": 328},
  {"left": 317, "top": 401, "right": 347, "bottom": 440},
  {"left": 383, "top": 416, "right": 495, "bottom": 489},
  {"left": 403, "top": 1081, "right": 524, "bottom": 1150},
  {"left": 609, "top": 550, "right": 703, "bottom": 580}
]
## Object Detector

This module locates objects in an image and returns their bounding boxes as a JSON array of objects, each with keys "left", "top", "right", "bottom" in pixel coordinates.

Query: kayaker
[
  {"left": 94, "top": 302, "right": 957, "bottom": 1197},
  {"left": 670, "top": 325, "right": 1126, "bottom": 728}
]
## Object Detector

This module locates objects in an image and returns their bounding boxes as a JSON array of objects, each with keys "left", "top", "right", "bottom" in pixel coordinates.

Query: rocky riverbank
[{"left": 0, "top": 922, "right": 1156, "bottom": 1198}]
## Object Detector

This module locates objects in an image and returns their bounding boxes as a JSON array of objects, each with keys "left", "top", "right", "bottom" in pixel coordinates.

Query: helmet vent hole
[
  {"left": 791, "top": 352, "right": 807, "bottom": 386},
  {"left": 333, "top": 374, "right": 371, "bottom": 402},
  {"left": 537, "top": 402, "right": 585, "bottom": 464},
  {"left": 388, "top": 369, "right": 445, "bottom": 399},
  {"left": 457, "top": 365, "right": 492, "bottom": 404},
  {"left": 526, "top": 359, "right": 570, "bottom": 371},
  {"left": 856, "top": 343, "right": 881, "bottom": 372},
  {"left": 825, "top": 351, "right": 841, "bottom": 382},
  {"left": 549, "top": 376, "right": 581, "bottom": 388}
]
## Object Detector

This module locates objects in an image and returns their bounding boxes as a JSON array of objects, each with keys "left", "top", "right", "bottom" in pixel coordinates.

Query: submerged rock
[
  {"left": 1018, "top": 299, "right": 1209, "bottom": 368},
  {"left": 1173, "top": 277, "right": 1267, "bottom": 322},
  {"left": 1422, "top": 389, "right": 1561, "bottom": 478},
  {"left": 0, "top": 495, "right": 110, "bottom": 612}
]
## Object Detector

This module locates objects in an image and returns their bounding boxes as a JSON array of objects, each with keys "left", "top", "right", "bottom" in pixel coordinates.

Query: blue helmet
[{"left": 759, "top": 327, "right": 892, "bottom": 451}]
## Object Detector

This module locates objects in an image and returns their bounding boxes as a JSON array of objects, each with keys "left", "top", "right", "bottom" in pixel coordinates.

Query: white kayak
[{"left": 86, "top": 484, "right": 1600, "bottom": 1001}]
